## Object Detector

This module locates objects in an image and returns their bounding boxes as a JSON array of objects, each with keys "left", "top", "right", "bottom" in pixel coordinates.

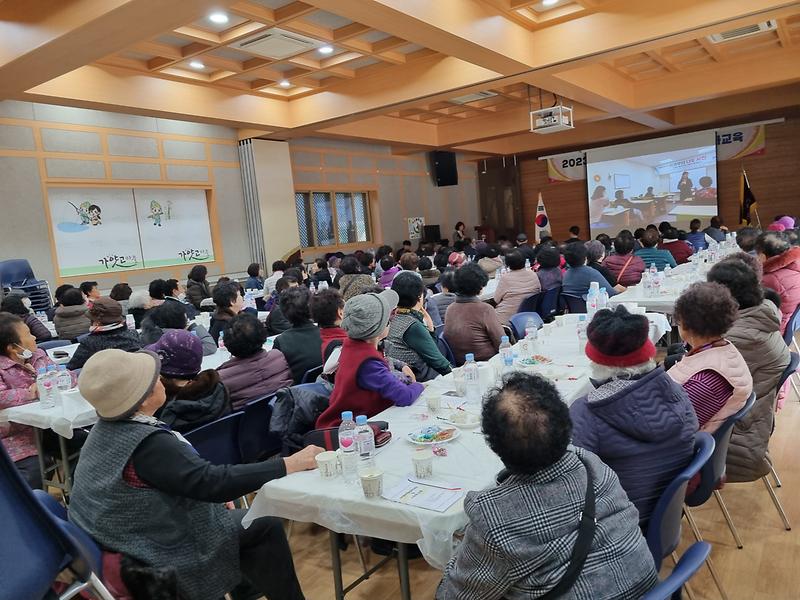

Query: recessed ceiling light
[
  {"left": 542, "top": 0, "right": 560, "bottom": 6},
  {"left": 318, "top": 45, "right": 334, "bottom": 55},
  {"left": 279, "top": 79, "right": 291, "bottom": 88},
  {"left": 189, "top": 60, "right": 205, "bottom": 70},
  {"left": 208, "top": 12, "right": 229, "bottom": 24}
]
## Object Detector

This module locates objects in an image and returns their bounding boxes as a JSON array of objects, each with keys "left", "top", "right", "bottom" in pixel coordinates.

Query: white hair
[
  {"left": 127, "top": 289, "right": 152, "bottom": 310},
  {"left": 590, "top": 359, "right": 656, "bottom": 382}
]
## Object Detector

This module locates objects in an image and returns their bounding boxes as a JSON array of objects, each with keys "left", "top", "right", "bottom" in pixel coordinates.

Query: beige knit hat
[{"left": 78, "top": 349, "right": 161, "bottom": 420}]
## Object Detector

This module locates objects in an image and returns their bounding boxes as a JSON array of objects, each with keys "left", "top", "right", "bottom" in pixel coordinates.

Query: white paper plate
[
  {"left": 438, "top": 412, "right": 481, "bottom": 429},
  {"left": 407, "top": 426, "right": 461, "bottom": 445}
]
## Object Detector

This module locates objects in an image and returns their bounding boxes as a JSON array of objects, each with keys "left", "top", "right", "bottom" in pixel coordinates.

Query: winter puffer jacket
[
  {"left": 269, "top": 382, "right": 332, "bottom": 455},
  {"left": 761, "top": 247, "right": 800, "bottom": 334},
  {"left": 570, "top": 367, "right": 698, "bottom": 526},
  {"left": 725, "top": 301, "right": 791, "bottom": 482},
  {"left": 157, "top": 370, "right": 232, "bottom": 434},
  {"left": 185, "top": 279, "right": 212, "bottom": 309}
]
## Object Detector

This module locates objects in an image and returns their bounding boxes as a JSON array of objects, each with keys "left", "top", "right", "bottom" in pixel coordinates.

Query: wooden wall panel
[{"left": 519, "top": 118, "right": 800, "bottom": 241}]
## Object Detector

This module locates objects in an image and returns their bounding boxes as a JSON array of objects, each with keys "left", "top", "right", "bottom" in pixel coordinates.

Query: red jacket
[
  {"left": 320, "top": 326, "right": 348, "bottom": 360},
  {"left": 761, "top": 247, "right": 800, "bottom": 334},
  {"left": 658, "top": 240, "right": 693, "bottom": 265}
]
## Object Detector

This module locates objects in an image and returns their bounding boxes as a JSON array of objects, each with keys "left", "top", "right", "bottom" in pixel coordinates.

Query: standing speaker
[
  {"left": 422, "top": 225, "right": 441, "bottom": 243},
  {"left": 429, "top": 151, "right": 458, "bottom": 187}
]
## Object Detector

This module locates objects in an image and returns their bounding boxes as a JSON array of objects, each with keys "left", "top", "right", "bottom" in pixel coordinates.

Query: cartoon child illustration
[
  {"left": 72, "top": 201, "right": 91, "bottom": 225},
  {"left": 148, "top": 200, "right": 164, "bottom": 227},
  {"left": 88, "top": 204, "right": 102, "bottom": 226}
]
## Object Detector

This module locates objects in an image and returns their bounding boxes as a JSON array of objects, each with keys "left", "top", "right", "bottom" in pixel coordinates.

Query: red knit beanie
[{"left": 585, "top": 306, "right": 656, "bottom": 367}]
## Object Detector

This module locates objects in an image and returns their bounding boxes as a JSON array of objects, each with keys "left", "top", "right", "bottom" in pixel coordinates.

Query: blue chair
[
  {"left": 684, "top": 392, "right": 757, "bottom": 550},
  {"left": 641, "top": 542, "right": 712, "bottom": 600},
  {"left": 782, "top": 304, "right": 800, "bottom": 349},
  {"left": 0, "top": 259, "right": 52, "bottom": 312},
  {"left": 516, "top": 292, "right": 541, "bottom": 314},
  {"left": 301, "top": 364, "right": 324, "bottom": 384},
  {"left": 508, "top": 312, "right": 543, "bottom": 341},
  {"left": 38, "top": 339, "right": 72, "bottom": 351},
  {"left": 0, "top": 444, "right": 114, "bottom": 600},
  {"left": 538, "top": 286, "right": 561, "bottom": 321},
  {"left": 75, "top": 332, "right": 90, "bottom": 343},
  {"left": 437, "top": 332, "right": 456, "bottom": 367},
  {"left": 561, "top": 294, "right": 586, "bottom": 314},
  {"left": 239, "top": 395, "right": 281, "bottom": 463},
  {"left": 184, "top": 411, "right": 244, "bottom": 465}
]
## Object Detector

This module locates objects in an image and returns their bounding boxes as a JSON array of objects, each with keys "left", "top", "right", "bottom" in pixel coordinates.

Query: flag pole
[{"left": 743, "top": 168, "right": 762, "bottom": 229}]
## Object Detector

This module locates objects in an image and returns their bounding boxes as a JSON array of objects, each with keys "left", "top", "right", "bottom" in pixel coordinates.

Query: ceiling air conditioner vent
[
  {"left": 234, "top": 27, "right": 317, "bottom": 59},
  {"left": 449, "top": 91, "right": 498, "bottom": 104},
  {"left": 708, "top": 20, "right": 776, "bottom": 43}
]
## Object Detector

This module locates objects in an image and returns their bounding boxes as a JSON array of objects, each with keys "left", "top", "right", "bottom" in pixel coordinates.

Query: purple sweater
[{"left": 357, "top": 359, "right": 423, "bottom": 407}]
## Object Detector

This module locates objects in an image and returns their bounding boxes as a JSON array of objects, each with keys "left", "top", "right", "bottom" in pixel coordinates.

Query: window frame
[{"left": 294, "top": 187, "right": 377, "bottom": 253}]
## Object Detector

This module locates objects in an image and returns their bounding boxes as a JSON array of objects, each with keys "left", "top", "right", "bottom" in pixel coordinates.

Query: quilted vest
[
  {"left": 668, "top": 342, "right": 753, "bottom": 433},
  {"left": 69, "top": 419, "right": 240, "bottom": 600},
  {"left": 386, "top": 312, "right": 426, "bottom": 373}
]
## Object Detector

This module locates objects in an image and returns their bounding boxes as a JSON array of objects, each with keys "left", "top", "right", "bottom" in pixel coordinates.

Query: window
[{"left": 295, "top": 191, "right": 372, "bottom": 248}]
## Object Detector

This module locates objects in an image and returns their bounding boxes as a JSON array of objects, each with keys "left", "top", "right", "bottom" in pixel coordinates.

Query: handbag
[
  {"left": 303, "top": 421, "right": 391, "bottom": 450},
  {"left": 538, "top": 454, "right": 597, "bottom": 599}
]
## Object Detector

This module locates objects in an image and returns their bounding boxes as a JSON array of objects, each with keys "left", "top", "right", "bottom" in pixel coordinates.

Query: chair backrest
[
  {"left": 516, "top": 292, "right": 541, "bottom": 314},
  {"left": 685, "top": 391, "right": 756, "bottom": 507},
  {"left": 0, "top": 443, "right": 73, "bottom": 599},
  {"left": 76, "top": 332, "right": 90, "bottom": 343},
  {"left": 778, "top": 352, "right": 799, "bottom": 391},
  {"left": 784, "top": 304, "right": 800, "bottom": 346},
  {"left": 37, "top": 339, "right": 71, "bottom": 351},
  {"left": 640, "top": 541, "right": 711, "bottom": 600},
  {"left": 437, "top": 332, "right": 456, "bottom": 367},
  {"left": 184, "top": 411, "right": 244, "bottom": 465},
  {"left": 301, "top": 364, "right": 324, "bottom": 384},
  {"left": 238, "top": 396, "right": 281, "bottom": 463},
  {"left": 0, "top": 259, "right": 36, "bottom": 287},
  {"left": 561, "top": 294, "right": 586, "bottom": 314},
  {"left": 508, "top": 312, "right": 543, "bottom": 340},
  {"left": 646, "top": 432, "right": 715, "bottom": 570},
  {"left": 538, "top": 286, "right": 561, "bottom": 321}
]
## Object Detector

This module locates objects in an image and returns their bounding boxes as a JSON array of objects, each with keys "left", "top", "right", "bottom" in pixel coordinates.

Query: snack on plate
[
  {"left": 408, "top": 426, "right": 458, "bottom": 444},
  {"left": 518, "top": 354, "right": 552, "bottom": 366}
]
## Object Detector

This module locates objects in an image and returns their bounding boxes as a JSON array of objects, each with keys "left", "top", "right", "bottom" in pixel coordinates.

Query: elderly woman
[
  {"left": 477, "top": 244, "right": 503, "bottom": 278},
  {"left": 603, "top": 234, "right": 645, "bottom": 287},
  {"left": 0, "top": 313, "right": 77, "bottom": 488},
  {"left": 109, "top": 283, "right": 133, "bottom": 315},
  {"left": 209, "top": 281, "right": 244, "bottom": 344},
  {"left": 217, "top": 313, "right": 293, "bottom": 410},
  {"left": 534, "top": 245, "right": 563, "bottom": 291},
  {"left": 140, "top": 300, "right": 216, "bottom": 356},
  {"left": 53, "top": 287, "right": 91, "bottom": 340},
  {"left": 562, "top": 243, "right": 619, "bottom": 299},
  {"left": 707, "top": 258, "right": 791, "bottom": 482},
  {"left": 69, "top": 348, "right": 322, "bottom": 600},
  {"left": 493, "top": 250, "right": 541, "bottom": 325},
  {"left": 335, "top": 256, "right": 375, "bottom": 301},
  {"left": 585, "top": 240, "right": 620, "bottom": 288},
  {"left": 444, "top": 263, "right": 504, "bottom": 364},
  {"left": 756, "top": 231, "right": 800, "bottom": 334},
  {"left": 570, "top": 306, "right": 697, "bottom": 527},
  {"left": 668, "top": 282, "right": 753, "bottom": 433},
  {"left": 0, "top": 294, "right": 52, "bottom": 342},
  {"left": 273, "top": 287, "right": 322, "bottom": 384},
  {"left": 127, "top": 288, "right": 154, "bottom": 329},
  {"left": 386, "top": 272, "right": 451, "bottom": 382},
  {"left": 67, "top": 297, "right": 141, "bottom": 370},
  {"left": 185, "top": 264, "right": 212, "bottom": 309}
]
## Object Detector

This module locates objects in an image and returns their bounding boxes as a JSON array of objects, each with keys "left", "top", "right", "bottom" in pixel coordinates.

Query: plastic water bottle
[
  {"left": 576, "top": 315, "right": 588, "bottom": 353},
  {"left": 338, "top": 411, "right": 358, "bottom": 483},
  {"left": 597, "top": 287, "right": 609, "bottom": 312},
  {"left": 36, "top": 367, "right": 50, "bottom": 406},
  {"left": 243, "top": 290, "right": 256, "bottom": 310},
  {"left": 56, "top": 365, "right": 72, "bottom": 393},
  {"left": 586, "top": 285, "right": 599, "bottom": 318},
  {"left": 663, "top": 264, "right": 672, "bottom": 278},
  {"left": 649, "top": 262, "right": 657, "bottom": 277},
  {"left": 525, "top": 258, "right": 531, "bottom": 270},
  {"left": 40, "top": 365, "right": 58, "bottom": 408},
  {"left": 463, "top": 353, "right": 481, "bottom": 404},
  {"left": 355, "top": 415, "right": 376, "bottom": 475},
  {"left": 318, "top": 280, "right": 328, "bottom": 291},
  {"left": 125, "top": 314, "right": 136, "bottom": 330},
  {"left": 499, "top": 336, "right": 513, "bottom": 372},
  {"left": 525, "top": 317, "right": 538, "bottom": 341}
]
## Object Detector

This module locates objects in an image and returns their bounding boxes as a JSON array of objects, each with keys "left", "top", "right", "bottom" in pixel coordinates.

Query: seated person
[
  {"left": 210, "top": 281, "right": 245, "bottom": 344},
  {"left": 310, "top": 288, "right": 348, "bottom": 359},
  {"left": 80, "top": 280, "right": 101, "bottom": 307},
  {"left": 734, "top": 226, "right": 758, "bottom": 255},
  {"left": 693, "top": 175, "right": 717, "bottom": 200},
  {"left": 562, "top": 243, "right": 618, "bottom": 299},
  {"left": 436, "top": 372, "right": 658, "bottom": 599},
  {"left": 585, "top": 240, "right": 620, "bottom": 288},
  {"left": 378, "top": 256, "right": 401, "bottom": 289},
  {"left": 67, "top": 298, "right": 141, "bottom": 370},
  {"left": 603, "top": 234, "right": 644, "bottom": 287},
  {"left": 534, "top": 245, "right": 563, "bottom": 291},
  {"left": 644, "top": 186, "right": 655, "bottom": 198},
  {"left": 443, "top": 263, "right": 504, "bottom": 364},
  {"left": 0, "top": 313, "right": 77, "bottom": 488},
  {"left": 703, "top": 216, "right": 727, "bottom": 243},
  {"left": 336, "top": 256, "right": 375, "bottom": 301},
  {"left": 69, "top": 348, "right": 322, "bottom": 600},
  {"left": 570, "top": 307, "right": 697, "bottom": 527},
  {"left": 272, "top": 287, "right": 322, "bottom": 384},
  {"left": 53, "top": 287, "right": 91, "bottom": 340},
  {"left": 218, "top": 313, "right": 293, "bottom": 410},
  {"left": 658, "top": 227, "right": 693, "bottom": 265},
  {"left": 634, "top": 229, "right": 677, "bottom": 271},
  {"left": 427, "top": 270, "right": 457, "bottom": 326},
  {"left": 265, "top": 277, "right": 297, "bottom": 336},
  {"left": 493, "top": 250, "right": 541, "bottom": 325},
  {"left": 708, "top": 259, "right": 791, "bottom": 482},
  {"left": 148, "top": 278, "right": 168, "bottom": 307},
  {"left": 185, "top": 265, "right": 212, "bottom": 309},
  {"left": 109, "top": 283, "right": 132, "bottom": 315},
  {"left": 358, "top": 252, "right": 375, "bottom": 275},
  {"left": 0, "top": 294, "right": 52, "bottom": 342},
  {"left": 399, "top": 252, "right": 420, "bottom": 273},
  {"left": 668, "top": 283, "right": 753, "bottom": 432},
  {"left": 477, "top": 244, "right": 503, "bottom": 278},
  {"left": 589, "top": 186, "right": 610, "bottom": 224},
  {"left": 310, "top": 258, "right": 333, "bottom": 288},
  {"left": 244, "top": 262, "right": 264, "bottom": 291},
  {"left": 163, "top": 278, "right": 198, "bottom": 319},
  {"left": 145, "top": 330, "right": 231, "bottom": 433},
  {"left": 316, "top": 290, "right": 424, "bottom": 428},
  {"left": 419, "top": 256, "right": 441, "bottom": 289},
  {"left": 126, "top": 289, "right": 154, "bottom": 329},
  {"left": 263, "top": 260, "right": 286, "bottom": 296},
  {"left": 140, "top": 300, "right": 216, "bottom": 356},
  {"left": 686, "top": 219, "right": 707, "bottom": 253},
  {"left": 386, "top": 272, "right": 452, "bottom": 382},
  {"left": 756, "top": 231, "right": 800, "bottom": 334},
  {"left": 47, "top": 283, "right": 75, "bottom": 321}
]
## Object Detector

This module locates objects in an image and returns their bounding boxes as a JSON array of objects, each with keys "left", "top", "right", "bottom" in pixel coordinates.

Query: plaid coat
[{"left": 436, "top": 447, "right": 657, "bottom": 600}]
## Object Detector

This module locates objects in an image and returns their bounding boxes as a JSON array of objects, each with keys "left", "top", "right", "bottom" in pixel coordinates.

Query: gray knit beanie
[{"left": 341, "top": 289, "right": 398, "bottom": 340}]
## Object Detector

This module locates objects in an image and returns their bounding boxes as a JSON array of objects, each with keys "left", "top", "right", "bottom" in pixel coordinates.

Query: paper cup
[
  {"left": 452, "top": 367, "right": 466, "bottom": 397},
  {"left": 360, "top": 469, "right": 384, "bottom": 498},
  {"left": 412, "top": 448, "right": 434, "bottom": 479},
  {"left": 427, "top": 394, "right": 442, "bottom": 412},
  {"left": 315, "top": 451, "right": 339, "bottom": 479}
]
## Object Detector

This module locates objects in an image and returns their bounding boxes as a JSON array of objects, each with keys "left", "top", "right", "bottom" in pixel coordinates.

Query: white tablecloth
[
  {"left": 0, "top": 389, "right": 97, "bottom": 438},
  {"left": 608, "top": 262, "right": 702, "bottom": 314},
  {"left": 200, "top": 335, "right": 279, "bottom": 370}
]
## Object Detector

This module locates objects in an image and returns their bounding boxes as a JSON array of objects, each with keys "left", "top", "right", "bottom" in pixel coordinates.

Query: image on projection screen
[{"left": 585, "top": 131, "right": 718, "bottom": 239}]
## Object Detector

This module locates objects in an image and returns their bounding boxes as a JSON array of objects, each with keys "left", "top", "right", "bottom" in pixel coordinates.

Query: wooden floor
[{"left": 287, "top": 382, "right": 800, "bottom": 600}]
